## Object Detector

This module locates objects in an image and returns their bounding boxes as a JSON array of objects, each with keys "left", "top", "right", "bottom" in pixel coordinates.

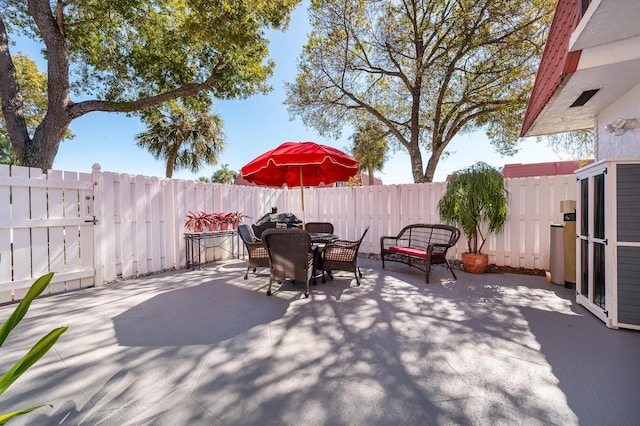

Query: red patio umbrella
[{"left": 241, "top": 141, "right": 360, "bottom": 224}]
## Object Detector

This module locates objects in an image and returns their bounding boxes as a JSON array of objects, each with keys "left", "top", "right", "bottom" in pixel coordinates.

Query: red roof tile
[
  {"left": 501, "top": 160, "right": 593, "bottom": 178},
  {"left": 520, "top": 0, "right": 582, "bottom": 137}
]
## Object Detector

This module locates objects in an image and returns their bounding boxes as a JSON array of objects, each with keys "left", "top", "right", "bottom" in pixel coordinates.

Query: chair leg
[
  {"left": 244, "top": 265, "right": 250, "bottom": 280},
  {"left": 267, "top": 279, "right": 273, "bottom": 296},
  {"left": 446, "top": 260, "right": 457, "bottom": 280}
]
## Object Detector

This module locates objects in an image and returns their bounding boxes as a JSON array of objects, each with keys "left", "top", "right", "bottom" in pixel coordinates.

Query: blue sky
[{"left": 15, "top": 2, "right": 561, "bottom": 184}]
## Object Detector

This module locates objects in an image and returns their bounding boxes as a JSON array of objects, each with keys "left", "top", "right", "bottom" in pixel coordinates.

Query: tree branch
[{"left": 69, "top": 58, "right": 224, "bottom": 118}]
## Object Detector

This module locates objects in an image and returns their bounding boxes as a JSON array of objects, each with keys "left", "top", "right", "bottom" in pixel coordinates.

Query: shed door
[{"left": 577, "top": 172, "right": 606, "bottom": 310}]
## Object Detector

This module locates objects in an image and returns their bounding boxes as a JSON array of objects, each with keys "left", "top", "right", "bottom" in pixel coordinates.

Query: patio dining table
[
  {"left": 308, "top": 232, "right": 339, "bottom": 282},
  {"left": 308, "top": 232, "right": 339, "bottom": 244}
]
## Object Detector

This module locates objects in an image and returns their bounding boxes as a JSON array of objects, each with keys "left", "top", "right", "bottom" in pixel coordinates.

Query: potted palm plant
[{"left": 437, "top": 162, "right": 509, "bottom": 274}]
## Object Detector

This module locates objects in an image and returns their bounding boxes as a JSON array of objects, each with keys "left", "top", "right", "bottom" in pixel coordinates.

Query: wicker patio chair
[
  {"left": 305, "top": 222, "right": 334, "bottom": 234},
  {"left": 238, "top": 224, "right": 270, "bottom": 280},
  {"left": 321, "top": 227, "right": 369, "bottom": 286},
  {"left": 261, "top": 229, "right": 317, "bottom": 298}
]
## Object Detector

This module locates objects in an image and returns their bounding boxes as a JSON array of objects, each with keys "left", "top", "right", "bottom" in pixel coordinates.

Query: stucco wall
[{"left": 596, "top": 82, "right": 640, "bottom": 159}]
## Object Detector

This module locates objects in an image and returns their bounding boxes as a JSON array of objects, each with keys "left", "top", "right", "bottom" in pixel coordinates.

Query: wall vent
[{"left": 570, "top": 89, "right": 599, "bottom": 107}]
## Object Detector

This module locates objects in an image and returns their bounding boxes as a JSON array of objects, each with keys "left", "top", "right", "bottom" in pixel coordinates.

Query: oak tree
[
  {"left": 285, "top": 0, "right": 554, "bottom": 182},
  {"left": 0, "top": 0, "right": 300, "bottom": 170}
]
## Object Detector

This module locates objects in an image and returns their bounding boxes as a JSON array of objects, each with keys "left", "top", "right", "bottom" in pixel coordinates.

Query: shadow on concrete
[
  {"left": 3, "top": 258, "right": 640, "bottom": 425},
  {"left": 113, "top": 280, "right": 290, "bottom": 347},
  {"left": 520, "top": 300, "right": 640, "bottom": 425}
]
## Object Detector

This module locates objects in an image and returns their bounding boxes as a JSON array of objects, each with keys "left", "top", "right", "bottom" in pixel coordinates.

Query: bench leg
[
  {"left": 425, "top": 256, "right": 431, "bottom": 284},
  {"left": 446, "top": 260, "right": 457, "bottom": 280}
]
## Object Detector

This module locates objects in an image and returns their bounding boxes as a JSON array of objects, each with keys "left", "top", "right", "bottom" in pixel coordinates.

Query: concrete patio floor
[{"left": 1, "top": 258, "right": 639, "bottom": 425}]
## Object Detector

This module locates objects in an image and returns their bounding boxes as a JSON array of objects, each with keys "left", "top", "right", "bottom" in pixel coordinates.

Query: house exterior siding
[{"left": 596, "top": 82, "right": 640, "bottom": 159}]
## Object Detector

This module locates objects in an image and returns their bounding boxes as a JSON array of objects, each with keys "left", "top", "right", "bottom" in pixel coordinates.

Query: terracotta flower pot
[
  {"left": 462, "top": 253, "right": 489, "bottom": 274},
  {"left": 220, "top": 223, "right": 230, "bottom": 230}
]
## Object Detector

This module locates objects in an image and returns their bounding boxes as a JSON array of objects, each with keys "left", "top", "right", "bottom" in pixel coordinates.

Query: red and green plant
[
  {"left": 185, "top": 211, "right": 250, "bottom": 231},
  {"left": 228, "top": 211, "right": 249, "bottom": 225},
  {"left": 184, "top": 211, "right": 209, "bottom": 232}
]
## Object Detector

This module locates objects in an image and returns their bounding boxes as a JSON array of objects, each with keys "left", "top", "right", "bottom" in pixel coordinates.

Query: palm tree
[
  {"left": 350, "top": 122, "right": 388, "bottom": 185},
  {"left": 136, "top": 103, "right": 225, "bottom": 178},
  {"left": 211, "top": 164, "right": 238, "bottom": 184}
]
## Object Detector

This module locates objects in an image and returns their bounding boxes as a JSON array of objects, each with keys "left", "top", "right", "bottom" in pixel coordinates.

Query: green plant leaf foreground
[
  {"left": 0, "top": 404, "right": 52, "bottom": 425},
  {"left": 0, "top": 273, "right": 67, "bottom": 423},
  {"left": 0, "top": 272, "right": 54, "bottom": 347},
  {"left": 0, "top": 327, "right": 68, "bottom": 396}
]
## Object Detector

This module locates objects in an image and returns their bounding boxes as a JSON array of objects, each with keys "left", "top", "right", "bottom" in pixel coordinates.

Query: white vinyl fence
[{"left": 0, "top": 163, "right": 575, "bottom": 303}]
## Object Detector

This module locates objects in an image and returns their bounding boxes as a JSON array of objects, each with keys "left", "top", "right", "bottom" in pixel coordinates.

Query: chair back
[
  {"left": 305, "top": 222, "right": 334, "bottom": 234},
  {"left": 356, "top": 227, "right": 369, "bottom": 246},
  {"left": 261, "top": 229, "right": 313, "bottom": 284},
  {"left": 238, "top": 224, "right": 257, "bottom": 245}
]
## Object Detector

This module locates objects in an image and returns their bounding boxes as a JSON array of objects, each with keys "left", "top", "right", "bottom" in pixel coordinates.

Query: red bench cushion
[
  {"left": 389, "top": 246, "right": 445, "bottom": 261},
  {"left": 389, "top": 246, "right": 426, "bottom": 258}
]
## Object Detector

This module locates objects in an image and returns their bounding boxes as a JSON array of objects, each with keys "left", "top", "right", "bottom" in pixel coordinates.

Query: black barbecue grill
[{"left": 251, "top": 212, "right": 303, "bottom": 239}]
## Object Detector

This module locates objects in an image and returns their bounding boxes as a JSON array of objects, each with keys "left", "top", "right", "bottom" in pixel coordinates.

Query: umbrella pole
[{"left": 300, "top": 166, "right": 305, "bottom": 229}]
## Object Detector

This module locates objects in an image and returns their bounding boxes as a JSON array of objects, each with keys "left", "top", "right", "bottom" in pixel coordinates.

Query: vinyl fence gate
[{"left": 0, "top": 165, "right": 96, "bottom": 303}]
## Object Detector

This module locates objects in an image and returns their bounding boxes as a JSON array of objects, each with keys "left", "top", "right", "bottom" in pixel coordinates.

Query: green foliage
[
  {"left": 211, "top": 164, "right": 238, "bottom": 184},
  {"left": 285, "top": 0, "right": 555, "bottom": 182},
  {"left": 135, "top": 100, "right": 225, "bottom": 178},
  {"left": 541, "top": 130, "right": 595, "bottom": 161},
  {"left": 0, "top": 53, "right": 47, "bottom": 131},
  {"left": 31, "top": 0, "right": 299, "bottom": 102},
  {"left": 438, "top": 162, "right": 509, "bottom": 254},
  {"left": 350, "top": 122, "right": 388, "bottom": 185},
  {"left": 0, "top": 54, "right": 42, "bottom": 165},
  {"left": 0, "top": 0, "right": 301, "bottom": 169},
  {"left": 0, "top": 273, "right": 69, "bottom": 423},
  {"left": 0, "top": 138, "right": 18, "bottom": 166}
]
